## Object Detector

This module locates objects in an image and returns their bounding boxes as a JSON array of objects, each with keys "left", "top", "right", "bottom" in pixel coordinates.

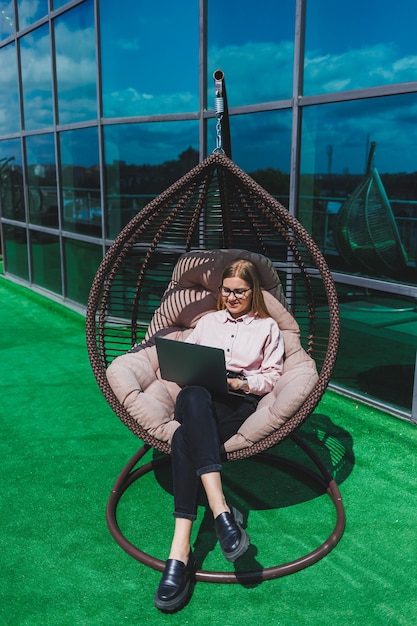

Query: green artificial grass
[{"left": 1, "top": 275, "right": 417, "bottom": 625}]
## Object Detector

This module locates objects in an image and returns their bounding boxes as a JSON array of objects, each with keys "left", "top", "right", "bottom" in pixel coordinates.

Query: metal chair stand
[{"left": 106, "top": 434, "right": 345, "bottom": 584}]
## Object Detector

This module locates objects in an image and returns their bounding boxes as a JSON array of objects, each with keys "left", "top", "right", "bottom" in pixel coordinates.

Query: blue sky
[
  {"left": 99, "top": 0, "right": 417, "bottom": 173},
  {"left": 0, "top": 0, "right": 416, "bottom": 174},
  {"left": 305, "top": 0, "right": 417, "bottom": 56}
]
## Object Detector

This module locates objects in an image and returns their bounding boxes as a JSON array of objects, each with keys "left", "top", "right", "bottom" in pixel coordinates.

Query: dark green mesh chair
[{"left": 335, "top": 142, "right": 408, "bottom": 277}]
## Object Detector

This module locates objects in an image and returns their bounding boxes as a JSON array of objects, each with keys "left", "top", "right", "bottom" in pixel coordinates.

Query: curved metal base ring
[{"left": 106, "top": 436, "right": 346, "bottom": 584}]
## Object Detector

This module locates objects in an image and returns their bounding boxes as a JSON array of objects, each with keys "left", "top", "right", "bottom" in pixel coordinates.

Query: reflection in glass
[
  {"left": 17, "top": 0, "right": 47, "bottom": 29},
  {"left": 209, "top": 110, "right": 292, "bottom": 199},
  {"left": 64, "top": 238, "right": 103, "bottom": 305},
  {"left": 104, "top": 121, "right": 199, "bottom": 238},
  {"left": 51, "top": 0, "right": 70, "bottom": 10},
  {"left": 334, "top": 286, "right": 417, "bottom": 413},
  {"left": 300, "top": 94, "right": 417, "bottom": 284},
  {"left": 0, "top": 138, "right": 24, "bottom": 221},
  {"left": 60, "top": 127, "right": 100, "bottom": 236},
  {"left": 0, "top": 42, "right": 19, "bottom": 134},
  {"left": 0, "top": 1, "right": 15, "bottom": 40},
  {"left": 207, "top": 0, "right": 295, "bottom": 105},
  {"left": 4, "top": 224, "right": 28, "bottom": 280},
  {"left": 100, "top": 0, "right": 198, "bottom": 118},
  {"left": 26, "top": 134, "right": 58, "bottom": 227},
  {"left": 31, "top": 231, "right": 61, "bottom": 294},
  {"left": 20, "top": 24, "right": 53, "bottom": 130},
  {"left": 54, "top": 0, "right": 97, "bottom": 124},
  {"left": 304, "top": 0, "right": 417, "bottom": 95}
]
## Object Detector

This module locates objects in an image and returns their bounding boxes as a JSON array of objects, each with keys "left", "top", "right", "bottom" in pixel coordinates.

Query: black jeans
[{"left": 171, "top": 385, "right": 259, "bottom": 520}]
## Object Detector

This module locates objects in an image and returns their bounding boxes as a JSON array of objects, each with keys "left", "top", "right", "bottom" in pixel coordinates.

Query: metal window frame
[{"left": 0, "top": 0, "right": 416, "bottom": 421}]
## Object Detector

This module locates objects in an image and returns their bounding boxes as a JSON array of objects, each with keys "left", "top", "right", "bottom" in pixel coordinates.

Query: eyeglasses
[{"left": 219, "top": 286, "right": 252, "bottom": 299}]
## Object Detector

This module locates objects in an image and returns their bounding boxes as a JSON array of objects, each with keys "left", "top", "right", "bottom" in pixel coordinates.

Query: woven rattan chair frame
[{"left": 86, "top": 152, "right": 344, "bottom": 582}]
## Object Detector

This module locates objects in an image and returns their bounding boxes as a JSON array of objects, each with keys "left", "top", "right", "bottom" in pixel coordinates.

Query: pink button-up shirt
[{"left": 185, "top": 309, "right": 284, "bottom": 395}]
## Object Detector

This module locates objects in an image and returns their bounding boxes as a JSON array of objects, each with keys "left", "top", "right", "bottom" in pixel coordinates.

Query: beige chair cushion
[{"left": 106, "top": 249, "right": 318, "bottom": 452}]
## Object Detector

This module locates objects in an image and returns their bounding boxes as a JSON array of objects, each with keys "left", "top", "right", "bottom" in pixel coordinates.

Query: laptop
[{"left": 155, "top": 336, "right": 233, "bottom": 396}]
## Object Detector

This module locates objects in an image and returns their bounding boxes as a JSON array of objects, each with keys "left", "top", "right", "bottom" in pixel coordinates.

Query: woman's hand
[{"left": 227, "top": 377, "right": 249, "bottom": 392}]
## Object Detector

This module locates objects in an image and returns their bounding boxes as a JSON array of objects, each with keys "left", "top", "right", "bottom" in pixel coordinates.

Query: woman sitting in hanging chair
[{"left": 153, "top": 258, "right": 284, "bottom": 612}]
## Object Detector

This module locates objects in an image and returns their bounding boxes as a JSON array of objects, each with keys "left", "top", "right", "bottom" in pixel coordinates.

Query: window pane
[
  {"left": 100, "top": 0, "right": 198, "bottom": 118},
  {"left": 0, "top": 1, "right": 15, "bottom": 40},
  {"left": 31, "top": 231, "right": 62, "bottom": 294},
  {"left": 304, "top": 0, "right": 417, "bottom": 95},
  {"left": 104, "top": 120, "right": 199, "bottom": 238},
  {"left": 300, "top": 93, "right": 417, "bottom": 285},
  {"left": 60, "top": 127, "right": 101, "bottom": 237},
  {"left": 207, "top": 0, "right": 295, "bottom": 105},
  {"left": 52, "top": 0, "right": 69, "bottom": 9},
  {"left": 64, "top": 238, "right": 102, "bottom": 306},
  {"left": 17, "top": 0, "right": 48, "bottom": 30},
  {"left": 209, "top": 110, "right": 292, "bottom": 200},
  {"left": 334, "top": 286, "right": 417, "bottom": 413},
  {"left": 4, "top": 224, "right": 28, "bottom": 280},
  {"left": 0, "top": 42, "right": 20, "bottom": 133},
  {"left": 54, "top": 0, "right": 97, "bottom": 124},
  {"left": 20, "top": 24, "right": 53, "bottom": 130},
  {"left": 26, "top": 134, "right": 58, "bottom": 227},
  {"left": 0, "top": 138, "right": 24, "bottom": 221}
]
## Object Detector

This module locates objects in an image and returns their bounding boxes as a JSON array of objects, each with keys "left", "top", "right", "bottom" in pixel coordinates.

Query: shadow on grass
[
  {"left": 146, "top": 413, "right": 354, "bottom": 585},
  {"left": 107, "top": 413, "right": 353, "bottom": 587},
  {"left": 153, "top": 411, "right": 354, "bottom": 510}
]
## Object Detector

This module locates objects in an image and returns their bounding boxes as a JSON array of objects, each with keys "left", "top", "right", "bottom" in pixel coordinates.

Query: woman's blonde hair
[{"left": 216, "top": 258, "right": 270, "bottom": 318}]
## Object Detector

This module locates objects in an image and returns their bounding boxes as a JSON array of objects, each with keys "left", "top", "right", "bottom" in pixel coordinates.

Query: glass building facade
[{"left": 0, "top": 0, "right": 416, "bottom": 421}]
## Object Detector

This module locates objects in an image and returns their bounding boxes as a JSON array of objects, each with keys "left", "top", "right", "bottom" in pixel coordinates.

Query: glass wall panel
[
  {"left": 3, "top": 224, "right": 28, "bottom": 279},
  {"left": 31, "top": 231, "right": 61, "bottom": 294},
  {"left": 64, "top": 238, "right": 102, "bottom": 305},
  {"left": 0, "top": 138, "right": 24, "bottom": 221},
  {"left": 0, "top": 1, "right": 15, "bottom": 40},
  {"left": 26, "top": 134, "right": 58, "bottom": 227},
  {"left": 60, "top": 127, "right": 100, "bottom": 237},
  {"left": 0, "top": 42, "right": 20, "bottom": 134},
  {"left": 54, "top": 0, "right": 97, "bottom": 124},
  {"left": 100, "top": 0, "right": 198, "bottom": 118},
  {"left": 104, "top": 120, "right": 199, "bottom": 238},
  {"left": 304, "top": 0, "right": 417, "bottom": 95},
  {"left": 52, "top": 0, "right": 69, "bottom": 10},
  {"left": 334, "top": 286, "right": 417, "bottom": 414},
  {"left": 210, "top": 109, "right": 292, "bottom": 200},
  {"left": 207, "top": 0, "right": 295, "bottom": 106},
  {"left": 20, "top": 23, "right": 53, "bottom": 130},
  {"left": 17, "top": 0, "right": 48, "bottom": 29},
  {"left": 300, "top": 93, "right": 417, "bottom": 285}
]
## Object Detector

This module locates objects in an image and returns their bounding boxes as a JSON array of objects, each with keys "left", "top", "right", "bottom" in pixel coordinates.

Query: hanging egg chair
[{"left": 86, "top": 71, "right": 344, "bottom": 583}]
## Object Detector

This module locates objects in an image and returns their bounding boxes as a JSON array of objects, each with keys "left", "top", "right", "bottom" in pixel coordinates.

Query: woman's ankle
[
  {"left": 212, "top": 503, "right": 231, "bottom": 519},
  {"left": 167, "top": 548, "right": 191, "bottom": 565}
]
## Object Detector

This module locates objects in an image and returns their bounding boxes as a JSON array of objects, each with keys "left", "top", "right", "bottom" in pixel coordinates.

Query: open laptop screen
[{"left": 155, "top": 336, "right": 230, "bottom": 396}]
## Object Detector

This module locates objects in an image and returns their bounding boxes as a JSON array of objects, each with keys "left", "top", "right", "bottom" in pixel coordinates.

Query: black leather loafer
[
  {"left": 154, "top": 554, "right": 195, "bottom": 612},
  {"left": 214, "top": 511, "right": 250, "bottom": 562}
]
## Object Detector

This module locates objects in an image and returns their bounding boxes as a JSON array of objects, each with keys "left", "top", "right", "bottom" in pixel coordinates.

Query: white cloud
[
  {"left": 208, "top": 40, "right": 294, "bottom": 103},
  {"left": 104, "top": 87, "right": 197, "bottom": 118},
  {"left": 0, "top": 43, "right": 20, "bottom": 133},
  {"left": 20, "top": 29, "right": 52, "bottom": 90},
  {"left": 304, "top": 43, "right": 417, "bottom": 93},
  {"left": 1, "top": 33, "right": 416, "bottom": 173},
  {"left": 54, "top": 21, "right": 96, "bottom": 91},
  {"left": 117, "top": 38, "right": 141, "bottom": 52},
  {"left": 15, "top": 0, "right": 40, "bottom": 28}
]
